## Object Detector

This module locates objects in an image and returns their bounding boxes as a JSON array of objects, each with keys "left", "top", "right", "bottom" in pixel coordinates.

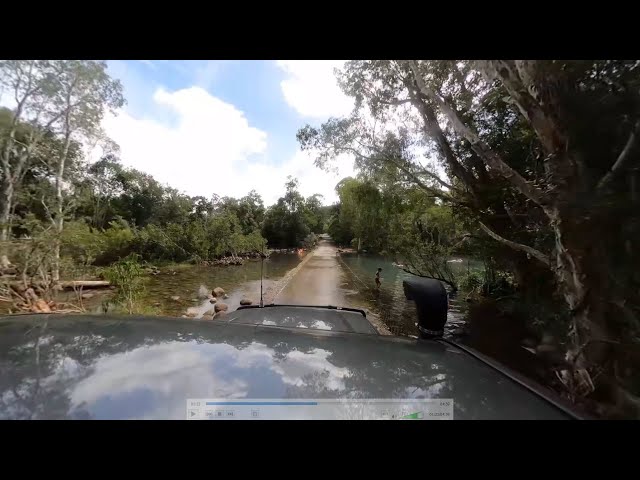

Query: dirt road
[
  {"left": 275, "top": 240, "right": 348, "bottom": 305},
  {"left": 273, "top": 239, "right": 391, "bottom": 334}
]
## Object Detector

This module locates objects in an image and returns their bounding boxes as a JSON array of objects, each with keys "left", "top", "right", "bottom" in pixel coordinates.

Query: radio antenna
[{"left": 259, "top": 240, "right": 265, "bottom": 307}]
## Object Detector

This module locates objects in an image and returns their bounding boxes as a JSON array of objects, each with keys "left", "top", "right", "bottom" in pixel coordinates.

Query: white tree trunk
[
  {"left": 0, "top": 74, "right": 49, "bottom": 269},
  {"left": 51, "top": 131, "right": 72, "bottom": 283},
  {"left": 0, "top": 177, "right": 14, "bottom": 269}
]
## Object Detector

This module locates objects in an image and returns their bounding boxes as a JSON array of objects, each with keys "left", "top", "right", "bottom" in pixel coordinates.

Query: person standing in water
[{"left": 375, "top": 268, "right": 382, "bottom": 289}]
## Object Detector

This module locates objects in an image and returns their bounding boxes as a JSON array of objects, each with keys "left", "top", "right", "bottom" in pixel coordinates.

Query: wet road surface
[{"left": 275, "top": 240, "right": 348, "bottom": 306}]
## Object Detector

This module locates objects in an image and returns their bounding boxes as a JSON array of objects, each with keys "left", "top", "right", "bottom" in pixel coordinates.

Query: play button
[{"left": 188, "top": 409, "right": 199, "bottom": 419}]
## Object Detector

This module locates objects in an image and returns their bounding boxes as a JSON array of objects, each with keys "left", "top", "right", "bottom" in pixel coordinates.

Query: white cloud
[
  {"left": 60, "top": 340, "right": 352, "bottom": 419},
  {"left": 270, "top": 348, "right": 352, "bottom": 391},
  {"left": 95, "top": 86, "right": 268, "bottom": 200},
  {"left": 276, "top": 60, "right": 354, "bottom": 118},
  {"left": 95, "top": 85, "right": 353, "bottom": 205},
  {"left": 241, "top": 149, "right": 355, "bottom": 205}
]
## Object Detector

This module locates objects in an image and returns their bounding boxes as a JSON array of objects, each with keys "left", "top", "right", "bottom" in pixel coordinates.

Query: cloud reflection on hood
[{"left": 62, "top": 340, "right": 351, "bottom": 419}]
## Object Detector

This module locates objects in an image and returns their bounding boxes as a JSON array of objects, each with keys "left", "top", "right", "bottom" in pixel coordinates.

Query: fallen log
[
  {"left": 5, "top": 280, "right": 111, "bottom": 290},
  {"left": 59, "top": 281, "right": 111, "bottom": 289}
]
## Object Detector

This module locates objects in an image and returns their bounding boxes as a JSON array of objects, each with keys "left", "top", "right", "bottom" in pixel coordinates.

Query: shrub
[
  {"left": 103, "top": 254, "right": 145, "bottom": 314},
  {"left": 459, "top": 270, "right": 483, "bottom": 293},
  {"left": 302, "top": 233, "right": 318, "bottom": 249},
  {"left": 60, "top": 221, "right": 104, "bottom": 266},
  {"left": 61, "top": 219, "right": 135, "bottom": 267},
  {"left": 98, "top": 219, "right": 135, "bottom": 263},
  {"left": 459, "top": 268, "right": 517, "bottom": 298},
  {"left": 130, "top": 220, "right": 267, "bottom": 262},
  {"left": 481, "top": 268, "right": 516, "bottom": 297}
]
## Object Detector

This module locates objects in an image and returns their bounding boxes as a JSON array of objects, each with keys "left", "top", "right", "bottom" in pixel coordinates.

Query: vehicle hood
[
  {"left": 0, "top": 314, "right": 569, "bottom": 420},
  {"left": 227, "top": 305, "right": 378, "bottom": 334}
]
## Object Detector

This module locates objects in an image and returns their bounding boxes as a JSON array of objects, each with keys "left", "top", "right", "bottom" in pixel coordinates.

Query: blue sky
[{"left": 98, "top": 60, "right": 356, "bottom": 205}]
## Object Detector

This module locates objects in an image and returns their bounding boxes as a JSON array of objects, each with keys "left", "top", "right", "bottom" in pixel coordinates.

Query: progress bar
[{"left": 206, "top": 402, "right": 318, "bottom": 406}]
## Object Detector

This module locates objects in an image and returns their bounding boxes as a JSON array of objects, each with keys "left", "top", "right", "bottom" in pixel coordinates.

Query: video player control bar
[{"left": 186, "top": 399, "right": 453, "bottom": 420}]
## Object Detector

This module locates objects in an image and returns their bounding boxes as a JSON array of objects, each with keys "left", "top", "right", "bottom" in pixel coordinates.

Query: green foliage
[
  {"left": 302, "top": 194, "right": 326, "bottom": 234},
  {"left": 214, "top": 191, "right": 266, "bottom": 235},
  {"left": 391, "top": 218, "right": 458, "bottom": 290},
  {"left": 302, "top": 233, "right": 318, "bottom": 248},
  {"left": 480, "top": 264, "right": 516, "bottom": 298},
  {"left": 6, "top": 214, "right": 58, "bottom": 285},
  {"left": 103, "top": 254, "right": 145, "bottom": 314},
  {"left": 262, "top": 177, "right": 328, "bottom": 248},
  {"left": 60, "top": 219, "right": 135, "bottom": 266},
  {"left": 130, "top": 214, "right": 266, "bottom": 263},
  {"left": 459, "top": 271, "right": 483, "bottom": 293},
  {"left": 326, "top": 174, "right": 462, "bottom": 289},
  {"left": 334, "top": 178, "right": 383, "bottom": 251},
  {"left": 60, "top": 221, "right": 104, "bottom": 267},
  {"left": 99, "top": 220, "right": 136, "bottom": 262}
]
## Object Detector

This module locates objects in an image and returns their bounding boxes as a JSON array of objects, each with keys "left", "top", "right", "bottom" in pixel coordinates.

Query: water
[
  {"left": 338, "top": 253, "right": 477, "bottom": 337},
  {"left": 79, "top": 253, "right": 305, "bottom": 317},
  {"left": 11, "top": 249, "right": 471, "bottom": 339}
]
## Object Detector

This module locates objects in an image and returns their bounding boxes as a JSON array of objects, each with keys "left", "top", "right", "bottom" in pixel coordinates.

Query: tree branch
[
  {"left": 480, "top": 60, "right": 590, "bottom": 190},
  {"left": 402, "top": 266, "right": 458, "bottom": 292},
  {"left": 41, "top": 198, "right": 56, "bottom": 227},
  {"left": 358, "top": 132, "right": 456, "bottom": 191},
  {"left": 407, "top": 60, "right": 548, "bottom": 208},
  {"left": 451, "top": 233, "right": 477, "bottom": 250},
  {"left": 337, "top": 144, "right": 461, "bottom": 204},
  {"left": 483, "top": 60, "right": 566, "bottom": 156},
  {"left": 478, "top": 221, "right": 550, "bottom": 267},
  {"left": 468, "top": 152, "right": 490, "bottom": 182},
  {"left": 415, "top": 166, "right": 454, "bottom": 190},
  {"left": 452, "top": 63, "right": 472, "bottom": 107},
  {"left": 403, "top": 75, "right": 479, "bottom": 195},
  {"left": 379, "top": 98, "right": 413, "bottom": 106},
  {"left": 597, "top": 120, "right": 640, "bottom": 192}
]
